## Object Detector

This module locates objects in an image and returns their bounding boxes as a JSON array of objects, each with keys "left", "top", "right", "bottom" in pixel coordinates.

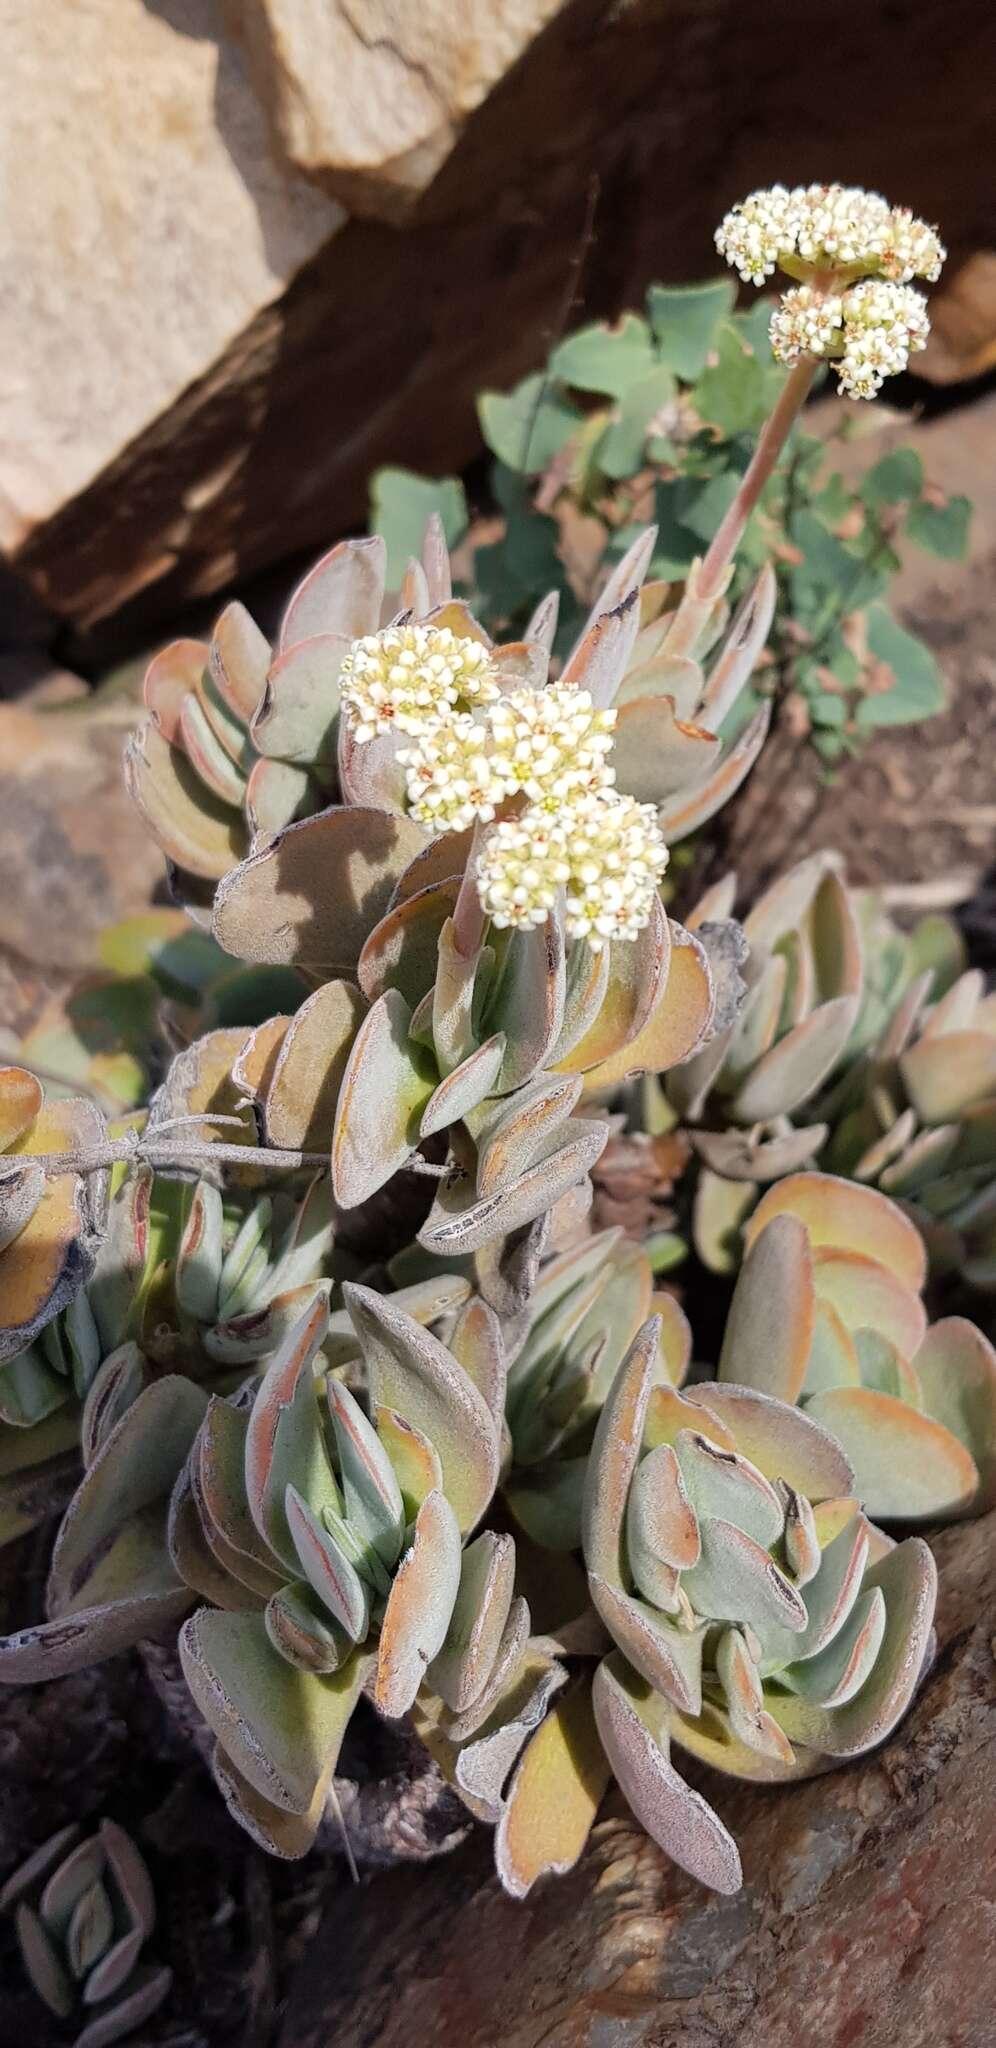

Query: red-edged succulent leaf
[
  {"left": 685, "top": 1383, "right": 854, "bottom": 1499},
  {"left": 804, "top": 1387, "right": 980, "bottom": 1521},
  {"left": 243, "top": 1295, "right": 334, "bottom": 1570},
  {"left": 494, "top": 1679, "right": 611, "bottom": 1898},
  {"left": 331, "top": 988, "right": 435, "bottom": 1207},
  {"left": 578, "top": 922, "right": 716, "bottom": 1089},
  {"left": 555, "top": 897, "right": 670, "bottom": 1076},
  {"left": 655, "top": 702, "right": 771, "bottom": 842},
  {"left": 593, "top": 1653, "right": 743, "bottom": 1894},
  {"left": 264, "top": 980, "right": 367, "bottom": 1150},
  {"left": 374, "top": 1488, "right": 462, "bottom": 1716},
  {"left": 744, "top": 1174, "right": 927, "bottom": 1293},
  {"left": 427, "top": 1529, "right": 516, "bottom": 1712},
  {"left": 180, "top": 1606, "right": 368, "bottom": 1813},
  {"left": 280, "top": 537, "right": 386, "bottom": 647},
  {"left": 125, "top": 722, "right": 245, "bottom": 879},
  {"left": 417, "top": 1120, "right": 607, "bottom": 1258}
]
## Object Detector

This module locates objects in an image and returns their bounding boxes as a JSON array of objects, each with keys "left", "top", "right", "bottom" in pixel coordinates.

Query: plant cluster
[
  {"left": 1, "top": 1819, "right": 170, "bottom": 2047},
  {"left": 1, "top": 187, "right": 993, "bottom": 1910}
]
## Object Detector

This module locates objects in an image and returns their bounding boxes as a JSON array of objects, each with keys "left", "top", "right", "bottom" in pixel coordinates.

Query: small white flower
[
  {"left": 340, "top": 624, "right": 499, "bottom": 740},
  {"left": 477, "top": 788, "right": 669, "bottom": 952},
  {"left": 715, "top": 183, "right": 800, "bottom": 284},
  {"left": 716, "top": 184, "right": 945, "bottom": 290}
]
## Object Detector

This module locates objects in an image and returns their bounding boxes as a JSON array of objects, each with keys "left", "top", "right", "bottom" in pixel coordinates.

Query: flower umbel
[
  {"left": 715, "top": 183, "right": 945, "bottom": 288},
  {"left": 769, "top": 279, "right": 930, "bottom": 398},
  {"left": 339, "top": 624, "right": 499, "bottom": 741},
  {"left": 487, "top": 685, "right": 616, "bottom": 807},
  {"left": 478, "top": 788, "right": 669, "bottom": 951},
  {"left": 395, "top": 680, "right": 616, "bottom": 838},
  {"left": 835, "top": 279, "right": 930, "bottom": 398},
  {"left": 399, "top": 714, "right": 516, "bottom": 833}
]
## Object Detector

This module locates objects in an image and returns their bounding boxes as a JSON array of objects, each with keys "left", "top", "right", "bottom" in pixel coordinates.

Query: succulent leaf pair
[
  {"left": 661, "top": 852, "right": 995, "bottom": 1291},
  {"left": 1, "top": 1819, "right": 170, "bottom": 2048}
]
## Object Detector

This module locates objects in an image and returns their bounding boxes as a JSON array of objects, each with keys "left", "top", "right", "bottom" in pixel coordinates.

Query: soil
[{"left": 699, "top": 553, "right": 996, "bottom": 937}]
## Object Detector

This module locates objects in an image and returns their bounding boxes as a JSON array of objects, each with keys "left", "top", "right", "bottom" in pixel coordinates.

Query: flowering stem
[
  {"left": 452, "top": 819, "right": 488, "bottom": 959},
  {"left": 697, "top": 355, "right": 820, "bottom": 600}
]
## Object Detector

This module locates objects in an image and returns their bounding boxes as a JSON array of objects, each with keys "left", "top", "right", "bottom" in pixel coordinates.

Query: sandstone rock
[
  {"left": 0, "top": 700, "right": 164, "bottom": 975},
  {"left": 3, "top": 0, "right": 994, "bottom": 638},
  {"left": 229, "top": 0, "right": 564, "bottom": 218},
  {"left": 281, "top": 1509, "right": 996, "bottom": 2048},
  {"left": 0, "top": 0, "right": 341, "bottom": 621},
  {"left": 920, "top": 254, "right": 996, "bottom": 384}
]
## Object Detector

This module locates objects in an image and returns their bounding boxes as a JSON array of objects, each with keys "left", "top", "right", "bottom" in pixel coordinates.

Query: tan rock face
[
  {"left": 0, "top": 700, "right": 164, "bottom": 973},
  {"left": 230, "top": 0, "right": 565, "bottom": 216},
  {"left": 0, "top": 0, "right": 341, "bottom": 578}
]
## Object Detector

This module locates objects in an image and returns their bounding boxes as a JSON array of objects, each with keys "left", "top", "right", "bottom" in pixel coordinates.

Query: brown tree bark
[{"left": 281, "top": 1507, "right": 996, "bottom": 2048}]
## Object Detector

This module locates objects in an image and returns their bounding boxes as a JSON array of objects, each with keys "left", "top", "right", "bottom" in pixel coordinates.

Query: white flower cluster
[
  {"left": 769, "top": 279, "right": 930, "bottom": 398},
  {"left": 835, "top": 280, "right": 931, "bottom": 398},
  {"left": 396, "top": 678, "right": 617, "bottom": 834},
  {"left": 769, "top": 286, "right": 845, "bottom": 362},
  {"left": 399, "top": 715, "right": 509, "bottom": 834},
  {"left": 339, "top": 624, "right": 499, "bottom": 742},
  {"left": 477, "top": 790, "right": 669, "bottom": 951},
  {"left": 487, "top": 684, "right": 616, "bottom": 807},
  {"left": 343, "top": 627, "right": 669, "bottom": 950},
  {"left": 715, "top": 184, "right": 945, "bottom": 288}
]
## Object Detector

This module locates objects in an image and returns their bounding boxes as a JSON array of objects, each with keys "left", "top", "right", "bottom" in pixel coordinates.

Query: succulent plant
[
  {"left": 124, "top": 535, "right": 394, "bottom": 888},
  {"left": 654, "top": 852, "right": 996, "bottom": 1289},
  {"left": 719, "top": 1173, "right": 996, "bottom": 1521},
  {"left": 196, "top": 525, "right": 757, "bottom": 1262},
  {"left": 172, "top": 1284, "right": 522, "bottom": 1857},
  {"left": 0, "top": 1066, "right": 111, "bottom": 1540},
  {"left": 0, "top": 1819, "right": 170, "bottom": 2048},
  {"left": 578, "top": 1315, "right": 937, "bottom": 1895},
  {"left": 0, "top": 1067, "right": 107, "bottom": 1365},
  {"left": 667, "top": 853, "right": 932, "bottom": 1180},
  {"left": 823, "top": 959, "right": 996, "bottom": 1288}
]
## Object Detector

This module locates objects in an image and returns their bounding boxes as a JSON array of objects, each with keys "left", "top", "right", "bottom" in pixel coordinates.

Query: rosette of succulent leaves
[
  {"left": 0, "top": 1818, "right": 170, "bottom": 2048},
  {"left": 648, "top": 851, "right": 996, "bottom": 1290}
]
